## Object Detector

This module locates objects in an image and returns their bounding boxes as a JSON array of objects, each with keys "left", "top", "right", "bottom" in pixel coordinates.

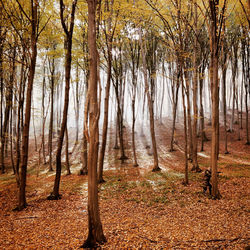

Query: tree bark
[
  {"left": 191, "top": 2, "right": 201, "bottom": 172},
  {"left": 139, "top": 29, "right": 160, "bottom": 172},
  {"left": 80, "top": 80, "right": 88, "bottom": 175},
  {"left": 48, "top": 57, "right": 55, "bottom": 172},
  {"left": 209, "top": 0, "right": 225, "bottom": 199},
  {"left": 48, "top": 0, "right": 77, "bottom": 200},
  {"left": 82, "top": 0, "right": 106, "bottom": 247},
  {"left": 18, "top": 0, "right": 38, "bottom": 210},
  {"left": 65, "top": 125, "right": 71, "bottom": 175},
  {"left": 0, "top": 47, "right": 15, "bottom": 174},
  {"left": 184, "top": 71, "right": 193, "bottom": 162},
  {"left": 181, "top": 69, "right": 188, "bottom": 185},
  {"left": 98, "top": 1, "right": 113, "bottom": 182}
]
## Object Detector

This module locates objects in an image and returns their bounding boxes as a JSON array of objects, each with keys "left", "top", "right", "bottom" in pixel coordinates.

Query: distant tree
[
  {"left": 139, "top": 29, "right": 160, "bottom": 172},
  {"left": 98, "top": 0, "right": 116, "bottom": 183}
]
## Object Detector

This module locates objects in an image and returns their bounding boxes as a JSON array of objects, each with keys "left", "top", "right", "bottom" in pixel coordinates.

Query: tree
[
  {"left": 98, "top": 0, "right": 115, "bottom": 183},
  {"left": 139, "top": 28, "right": 160, "bottom": 172},
  {"left": 48, "top": 0, "right": 77, "bottom": 200},
  {"left": 81, "top": 0, "right": 106, "bottom": 247},
  {"left": 18, "top": 0, "right": 39, "bottom": 210},
  {"left": 208, "top": 0, "right": 227, "bottom": 199}
]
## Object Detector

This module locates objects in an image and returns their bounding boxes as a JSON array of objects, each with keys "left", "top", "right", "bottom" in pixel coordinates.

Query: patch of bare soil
[{"left": 0, "top": 115, "right": 249, "bottom": 249}]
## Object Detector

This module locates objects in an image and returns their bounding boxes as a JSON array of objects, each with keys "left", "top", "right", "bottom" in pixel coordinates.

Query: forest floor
[{"left": 0, "top": 115, "right": 249, "bottom": 249}]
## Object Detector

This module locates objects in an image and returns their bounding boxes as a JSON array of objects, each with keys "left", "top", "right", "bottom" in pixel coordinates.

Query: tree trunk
[
  {"left": 159, "top": 63, "right": 165, "bottom": 124},
  {"left": 82, "top": 0, "right": 106, "bottom": 247},
  {"left": 222, "top": 57, "right": 229, "bottom": 153},
  {"left": 74, "top": 63, "right": 80, "bottom": 147},
  {"left": 48, "top": 58, "right": 55, "bottom": 172},
  {"left": 48, "top": 0, "right": 77, "bottom": 200},
  {"left": 245, "top": 85, "right": 249, "bottom": 144},
  {"left": 1, "top": 48, "right": 15, "bottom": 173},
  {"left": 209, "top": 0, "right": 224, "bottom": 200},
  {"left": 0, "top": 23, "right": 5, "bottom": 167},
  {"left": 15, "top": 53, "right": 26, "bottom": 186},
  {"left": 65, "top": 125, "right": 71, "bottom": 175},
  {"left": 18, "top": 0, "right": 38, "bottom": 210},
  {"left": 170, "top": 67, "right": 179, "bottom": 152},
  {"left": 181, "top": 69, "right": 188, "bottom": 185},
  {"left": 191, "top": 15, "right": 200, "bottom": 172},
  {"left": 131, "top": 90, "right": 138, "bottom": 167},
  {"left": 184, "top": 71, "right": 193, "bottom": 162},
  {"left": 98, "top": 8, "right": 113, "bottom": 181},
  {"left": 41, "top": 64, "right": 47, "bottom": 164},
  {"left": 199, "top": 74, "right": 208, "bottom": 152},
  {"left": 80, "top": 81, "right": 89, "bottom": 175},
  {"left": 32, "top": 93, "right": 37, "bottom": 151},
  {"left": 139, "top": 29, "right": 160, "bottom": 172}
]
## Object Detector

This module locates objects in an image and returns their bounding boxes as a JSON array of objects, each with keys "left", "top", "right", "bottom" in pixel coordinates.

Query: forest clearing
[
  {"left": 0, "top": 0, "right": 250, "bottom": 249},
  {"left": 0, "top": 116, "right": 249, "bottom": 249}
]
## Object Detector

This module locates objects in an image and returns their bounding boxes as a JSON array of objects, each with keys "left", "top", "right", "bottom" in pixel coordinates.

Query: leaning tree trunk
[{"left": 82, "top": 0, "right": 106, "bottom": 247}]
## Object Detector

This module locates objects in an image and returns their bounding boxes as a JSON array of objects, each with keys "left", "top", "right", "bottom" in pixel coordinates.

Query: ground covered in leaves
[{"left": 0, "top": 116, "right": 249, "bottom": 249}]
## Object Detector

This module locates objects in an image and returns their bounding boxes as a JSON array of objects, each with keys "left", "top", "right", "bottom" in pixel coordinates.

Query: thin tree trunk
[
  {"left": 191, "top": 8, "right": 201, "bottom": 172},
  {"left": 65, "top": 125, "right": 71, "bottom": 175},
  {"left": 18, "top": 0, "right": 38, "bottom": 210},
  {"left": 139, "top": 29, "right": 160, "bottom": 172},
  {"left": 41, "top": 64, "right": 47, "bottom": 164},
  {"left": 131, "top": 91, "right": 138, "bottom": 167},
  {"left": 15, "top": 53, "right": 26, "bottom": 187},
  {"left": 181, "top": 69, "right": 188, "bottom": 185},
  {"left": 170, "top": 76, "right": 179, "bottom": 152},
  {"left": 0, "top": 23, "right": 5, "bottom": 165},
  {"left": 98, "top": 6, "right": 113, "bottom": 181},
  {"left": 184, "top": 71, "right": 193, "bottom": 162},
  {"left": 160, "top": 63, "right": 165, "bottom": 124},
  {"left": 48, "top": 0, "right": 77, "bottom": 200},
  {"left": 222, "top": 57, "right": 229, "bottom": 154},
  {"left": 80, "top": 81, "right": 89, "bottom": 175},
  {"left": 10, "top": 101, "right": 15, "bottom": 174},
  {"left": 74, "top": 63, "right": 80, "bottom": 147},
  {"left": 1, "top": 47, "right": 16, "bottom": 174},
  {"left": 32, "top": 93, "right": 37, "bottom": 151},
  {"left": 236, "top": 89, "right": 241, "bottom": 140},
  {"left": 113, "top": 110, "right": 119, "bottom": 149},
  {"left": 48, "top": 58, "right": 55, "bottom": 172},
  {"left": 245, "top": 85, "right": 249, "bottom": 144}
]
